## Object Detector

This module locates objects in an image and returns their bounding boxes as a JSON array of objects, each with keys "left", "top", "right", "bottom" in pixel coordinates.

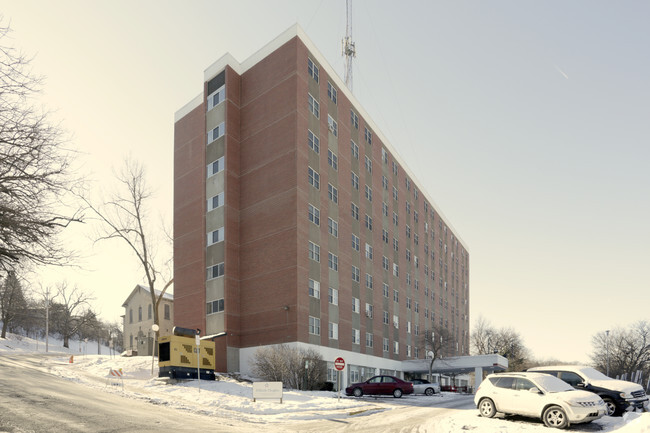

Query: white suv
[{"left": 475, "top": 372, "right": 606, "bottom": 429}]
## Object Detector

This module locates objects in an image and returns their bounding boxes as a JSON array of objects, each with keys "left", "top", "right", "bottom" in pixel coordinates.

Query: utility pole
[
  {"left": 45, "top": 288, "right": 50, "bottom": 353},
  {"left": 342, "top": 0, "right": 356, "bottom": 91},
  {"left": 606, "top": 330, "right": 610, "bottom": 377}
]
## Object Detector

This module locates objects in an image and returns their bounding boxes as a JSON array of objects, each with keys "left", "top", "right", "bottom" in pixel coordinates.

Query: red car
[{"left": 345, "top": 375, "right": 414, "bottom": 398}]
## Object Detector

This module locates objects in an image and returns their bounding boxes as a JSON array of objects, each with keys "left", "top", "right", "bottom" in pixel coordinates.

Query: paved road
[{"left": 0, "top": 352, "right": 246, "bottom": 432}]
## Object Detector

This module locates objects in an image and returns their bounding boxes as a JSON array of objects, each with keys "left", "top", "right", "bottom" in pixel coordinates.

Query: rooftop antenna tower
[{"left": 342, "top": 0, "right": 356, "bottom": 91}]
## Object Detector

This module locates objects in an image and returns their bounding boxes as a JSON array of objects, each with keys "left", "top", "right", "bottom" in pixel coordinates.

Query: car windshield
[
  {"left": 578, "top": 367, "right": 609, "bottom": 381},
  {"left": 535, "top": 375, "right": 574, "bottom": 393}
]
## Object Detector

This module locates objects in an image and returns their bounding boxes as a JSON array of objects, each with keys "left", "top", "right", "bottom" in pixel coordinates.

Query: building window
[
  {"left": 365, "top": 273, "right": 373, "bottom": 289},
  {"left": 207, "top": 262, "right": 225, "bottom": 280},
  {"left": 351, "top": 140, "right": 359, "bottom": 159},
  {"left": 406, "top": 297, "right": 412, "bottom": 310},
  {"left": 366, "top": 332, "right": 373, "bottom": 348},
  {"left": 309, "top": 279, "right": 320, "bottom": 299},
  {"left": 327, "top": 115, "right": 338, "bottom": 136},
  {"left": 405, "top": 178, "right": 411, "bottom": 191},
  {"left": 328, "top": 252, "right": 338, "bottom": 271},
  {"left": 364, "top": 127, "right": 372, "bottom": 145},
  {"left": 207, "top": 227, "right": 225, "bottom": 246},
  {"left": 308, "top": 167, "right": 320, "bottom": 189},
  {"left": 351, "top": 234, "right": 360, "bottom": 251},
  {"left": 207, "top": 192, "right": 225, "bottom": 211},
  {"left": 365, "top": 155, "right": 372, "bottom": 173},
  {"left": 383, "top": 311, "right": 389, "bottom": 324},
  {"left": 364, "top": 215, "right": 373, "bottom": 231},
  {"left": 351, "top": 203, "right": 359, "bottom": 220},
  {"left": 407, "top": 345, "right": 412, "bottom": 357},
  {"left": 164, "top": 304, "right": 170, "bottom": 320},
  {"left": 309, "top": 316, "right": 321, "bottom": 335},
  {"left": 329, "top": 322, "right": 338, "bottom": 340},
  {"left": 382, "top": 148, "right": 388, "bottom": 164},
  {"left": 328, "top": 218, "right": 338, "bottom": 237},
  {"left": 365, "top": 303, "right": 373, "bottom": 319},
  {"left": 392, "top": 161, "right": 398, "bottom": 176},
  {"left": 308, "top": 58, "right": 319, "bottom": 82},
  {"left": 352, "top": 297, "right": 360, "bottom": 313},
  {"left": 393, "top": 289, "right": 399, "bottom": 302},
  {"left": 308, "top": 241, "right": 321, "bottom": 262},
  {"left": 383, "top": 283, "right": 389, "bottom": 297},
  {"left": 364, "top": 185, "right": 372, "bottom": 202},
  {"left": 382, "top": 256, "right": 389, "bottom": 270},
  {"left": 327, "top": 81, "right": 337, "bottom": 104},
  {"left": 383, "top": 338, "right": 389, "bottom": 352},
  {"left": 352, "top": 265, "right": 360, "bottom": 282},
  {"left": 393, "top": 263, "right": 399, "bottom": 277},
  {"left": 308, "top": 130, "right": 320, "bottom": 154},
  {"left": 365, "top": 243, "right": 373, "bottom": 260},
  {"left": 327, "top": 149, "right": 338, "bottom": 170},
  {"left": 129, "top": 309, "right": 133, "bottom": 323},
  {"left": 207, "top": 122, "right": 225, "bottom": 144},
  {"left": 138, "top": 306, "right": 142, "bottom": 322},
  {"left": 308, "top": 204, "right": 320, "bottom": 226},
  {"left": 382, "top": 176, "right": 388, "bottom": 190},
  {"left": 406, "top": 225, "right": 411, "bottom": 239},
  {"left": 393, "top": 315, "right": 399, "bottom": 329},
  {"left": 406, "top": 202, "right": 411, "bottom": 215},
  {"left": 207, "top": 85, "right": 226, "bottom": 111},
  {"left": 350, "top": 110, "right": 359, "bottom": 129},
  {"left": 351, "top": 172, "right": 359, "bottom": 190},
  {"left": 393, "top": 186, "right": 398, "bottom": 201},
  {"left": 328, "top": 287, "right": 339, "bottom": 305},
  {"left": 393, "top": 238, "right": 398, "bottom": 251},
  {"left": 207, "top": 156, "right": 225, "bottom": 178},
  {"left": 206, "top": 298, "right": 225, "bottom": 315},
  {"left": 382, "top": 229, "right": 389, "bottom": 244},
  {"left": 352, "top": 328, "right": 360, "bottom": 345},
  {"left": 308, "top": 93, "right": 320, "bottom": 118},
  {"left": 328, "top": 184, "right": 338, "bottom": 204},
  {"left": 393, "top": 342, "right": 399, "bottom": 354},
  {"left": 393, "top": 212, "right": 398, "bottom": 226}
]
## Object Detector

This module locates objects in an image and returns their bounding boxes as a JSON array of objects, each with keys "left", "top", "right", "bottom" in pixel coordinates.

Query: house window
[
  {"left": 327, "top": 149, "right": 338, "bottom": 170},
  {"left": 351, "top": 110, "right": 359, "bottom": 129},
  {"left": 327, "top": 115, "right": 338, "bottom": 136},
  {"left": 308, "top": 167, "right": 320, "bottom": 189},
  {"left": 206, "top": 298, "right": 225, "bottom": 315},
  {"left": 207, "top": 262, "right": 225, "bottom": 280},
  {"left": 207, "top": 192, "right": 225, "bottom": 211},
  {"left": 308, "top": 241, "right": 320, "bottom": 262},
  {"left": 207, "top": 122, "right": 225, "bottom": 144},
  {"left": 309, "top": 279, "right": 320, "bottom": 298},
  {"left": 309, "top": 316, "right": 321, "bottom": 335},
  {"left": 352, "top": 265, "right": 360, "bottom": 282},
  {"left": 308, "top": 130, "right": 320, "bottom": 153},
  {"left": 328, "top": 287, "right": 339, "bottom": 305},
  {"left": 308, "top": 204, "right": 320, "bottom": 226},
  {"left": 207, "top": 85, "right": 225, "bottom": 111},
  {"left": 351, "top": 234, "right": 360, "bottom": 251},
  {"left": 207, "top": 227, "right": 225, "bottom": 246},
  {"left": 328, "top": 218, "right": 338, "bottom": 237},
  {"left": 308, "top": 93, "right": 319, "bottom": 118},
  {"left": 164, "top": 304, "right": 170, "bottom": 320},
  {"left": 351, "top": 140, "right": 359, "bottom": 159},
  {"left": 207, "top": 156, "right": 225, "bottom": 178},
  {"left": 328, "top": 184, "right": 338, "bottom": 203},
  {"left": 329, "top": 322, "right": 338, "bottom": 340},
  {"left": 328, "top": 252, "right": 338, "bottom": 271},
  {"left": 308, "top": 58, "right": 319, "bottom": 82},
  {"left": 138, "top": 306, "right": 142, "bottom": 322},
  {"left": 327, "top": 81, "right": 337, "bottom": 104}
]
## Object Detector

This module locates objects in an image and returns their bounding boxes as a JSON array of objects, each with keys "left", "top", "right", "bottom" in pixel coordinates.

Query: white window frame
[
  {"left": 328, "top": 287, "right": 339, "bottom": 305},
  {"left": 207, "top": 192, "right": 225, "bottom": 211},
  {"left": 207, "top": 85, "right": 226, "bottom": 111},
  {"left": 206, "top": 262, "right": 224, "bottom": 280},
  {"left": 329, "top": 322, "right": 338, "bottom": 340},
  {"left": 309, "top": 316, "right": 321, "bottom": 335},
  {"left": 207, "top": 227, "right": 225, "bottom": 246},
  {"left": 207, "top": 156, "right": 225, "bottom": 178},
  {"left": 308, "top": 93, "right": 320, "bottom": 118},
  {"left": 207, "top": 122, "right": 226, "bottom": 144},
  {"left": 309, "top": 279, "right": 320, "bottom": 299}
]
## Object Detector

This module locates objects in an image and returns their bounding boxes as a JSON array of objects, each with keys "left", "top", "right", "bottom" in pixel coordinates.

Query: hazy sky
[{"left": 3, "top": 1, "right": 648, "bottom": 363}]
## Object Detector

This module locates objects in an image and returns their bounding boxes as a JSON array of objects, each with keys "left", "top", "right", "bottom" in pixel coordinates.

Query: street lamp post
[{"left": 606, "top": 330, "right": 610, "bottom": 377}]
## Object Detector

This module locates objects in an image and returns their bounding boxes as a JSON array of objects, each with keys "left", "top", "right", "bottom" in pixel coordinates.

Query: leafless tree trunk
[
  {"left": 50, "top": 282, "right": 94, "bottom": 348},
  {"left": 591, "top": 322, "right": 650, "bottom": 380},
  {"left": 80, "top": 159, "right": 172, "bottom": 339},
  {"left": 0, "top": 21, "right": 81, "bottom": 275},
  {"left": 471, "top": 315, "right": 530, "bottom": 371},
  {"left": 420, "top": 324, "right": 456, "bottom": 382}
]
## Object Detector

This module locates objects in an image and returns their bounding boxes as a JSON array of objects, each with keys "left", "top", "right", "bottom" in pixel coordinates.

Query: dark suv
[{"left": 528, "top": 366, "right": 649, "bottom": 416}]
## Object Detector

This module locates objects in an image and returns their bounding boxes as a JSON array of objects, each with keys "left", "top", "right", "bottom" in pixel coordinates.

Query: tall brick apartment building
[{"left": 174, "top": 25, "right": 470, "bottom": 386}]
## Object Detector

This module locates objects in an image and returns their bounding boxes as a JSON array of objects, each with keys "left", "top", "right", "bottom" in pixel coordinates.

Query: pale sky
[{"left": 3, "top": 1, "right": 649, "bottom": 363}]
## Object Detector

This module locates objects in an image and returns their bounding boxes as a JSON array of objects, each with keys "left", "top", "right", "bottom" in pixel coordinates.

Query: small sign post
[{"left": 334, "top": 357, "right": 345, "bottom": 401}]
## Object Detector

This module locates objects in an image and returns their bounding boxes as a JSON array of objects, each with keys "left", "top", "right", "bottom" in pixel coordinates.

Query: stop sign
[{"left": 334, "top": 357, "right": 345, "bottom": 371}]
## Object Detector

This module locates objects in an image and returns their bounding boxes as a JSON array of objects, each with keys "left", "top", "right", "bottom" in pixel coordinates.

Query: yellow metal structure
[{"left": 158, "top": 335, "right": 216, "bottom": 379}]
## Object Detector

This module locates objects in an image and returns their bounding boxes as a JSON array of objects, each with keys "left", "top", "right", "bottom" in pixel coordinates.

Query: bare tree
[
  {"left": 252, "top": 345, "right": 326, "bottom": 390},
  {"left": 80, "top": 159, "right": 172, "bottom": 340},
  {"left": 49, "top": 282, "right": 95, "bottom": 348},
  {"left": 471, "top": 316, "right": 531, "bottom": 371},
  {"left": 0, "top": 22, "right": 81, "bottom": 274},
  {"left": 591, "top": 322, "right": 650, "bottom": 380},
  {"left": 420, "top": 324, "right": 456, "bottom": 382},
  {"left": 0, "top": 271, "right": 27, "bottom": 338}
]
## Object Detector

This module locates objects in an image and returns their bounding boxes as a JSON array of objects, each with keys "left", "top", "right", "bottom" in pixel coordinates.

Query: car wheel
[
  {"left": 425, "top": 387, "right": 434, "bottom": 396},
  {"left": 393, "top": 388, "right": 403, "bottom": 398},
  {"left": 353, "top": 387, "right": 363, "bottom": 397},
  {"left": 543, "top": 405, "right": 569, "bottom": 429},
  {"left": 478, "top": 398, "right": 497, "bottom": 418},
  {"left": 602, "top": 397, "right": 620, "bottom": 416}
]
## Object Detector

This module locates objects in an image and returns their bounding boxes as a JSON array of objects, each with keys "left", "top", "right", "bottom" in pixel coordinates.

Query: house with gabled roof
[{"left": 121, "top": 284, "right": 174, "bottom": 356}]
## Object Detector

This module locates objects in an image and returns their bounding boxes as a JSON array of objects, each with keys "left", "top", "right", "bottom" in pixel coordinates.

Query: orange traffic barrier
[{"left": 69, "top": 355, "right": 74, "bottom": 363}]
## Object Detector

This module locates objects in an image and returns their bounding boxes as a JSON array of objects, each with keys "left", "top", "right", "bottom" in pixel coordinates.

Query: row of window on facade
[{"left": 129, "top": 304, "right": 170, "bottom": 323}]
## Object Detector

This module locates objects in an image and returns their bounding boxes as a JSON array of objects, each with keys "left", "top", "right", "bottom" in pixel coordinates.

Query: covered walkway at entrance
[{"left": 402, "top": 354, "right": 508, "bottom": 392}]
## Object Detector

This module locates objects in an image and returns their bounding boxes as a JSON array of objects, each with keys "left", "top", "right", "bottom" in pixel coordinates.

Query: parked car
[
  {"left": 410, "top": 378, "right": 441, "bottom": 396},
  {"left": 475, "top": 372, "right": 606, "bottom": 429},
  {"left": 528, "top": 365, "right": 649, "bottom": 416},
  {"left": 345, "top": 375, "right": 414, "bottom": 398}
]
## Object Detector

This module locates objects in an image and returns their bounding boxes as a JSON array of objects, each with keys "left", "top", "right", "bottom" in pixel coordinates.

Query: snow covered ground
[{"left": 2, "top": 332, "right": 649, "bottom": 432}]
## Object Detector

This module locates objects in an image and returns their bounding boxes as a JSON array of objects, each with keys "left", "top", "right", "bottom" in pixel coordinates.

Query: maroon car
[{"left": 345, "top": 375, "right": 414, "bottom": 398}]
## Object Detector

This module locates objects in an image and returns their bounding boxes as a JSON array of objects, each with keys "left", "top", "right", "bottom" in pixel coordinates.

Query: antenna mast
[{"left": 342, "top": 0, "right": 356, "bottom": 91}]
